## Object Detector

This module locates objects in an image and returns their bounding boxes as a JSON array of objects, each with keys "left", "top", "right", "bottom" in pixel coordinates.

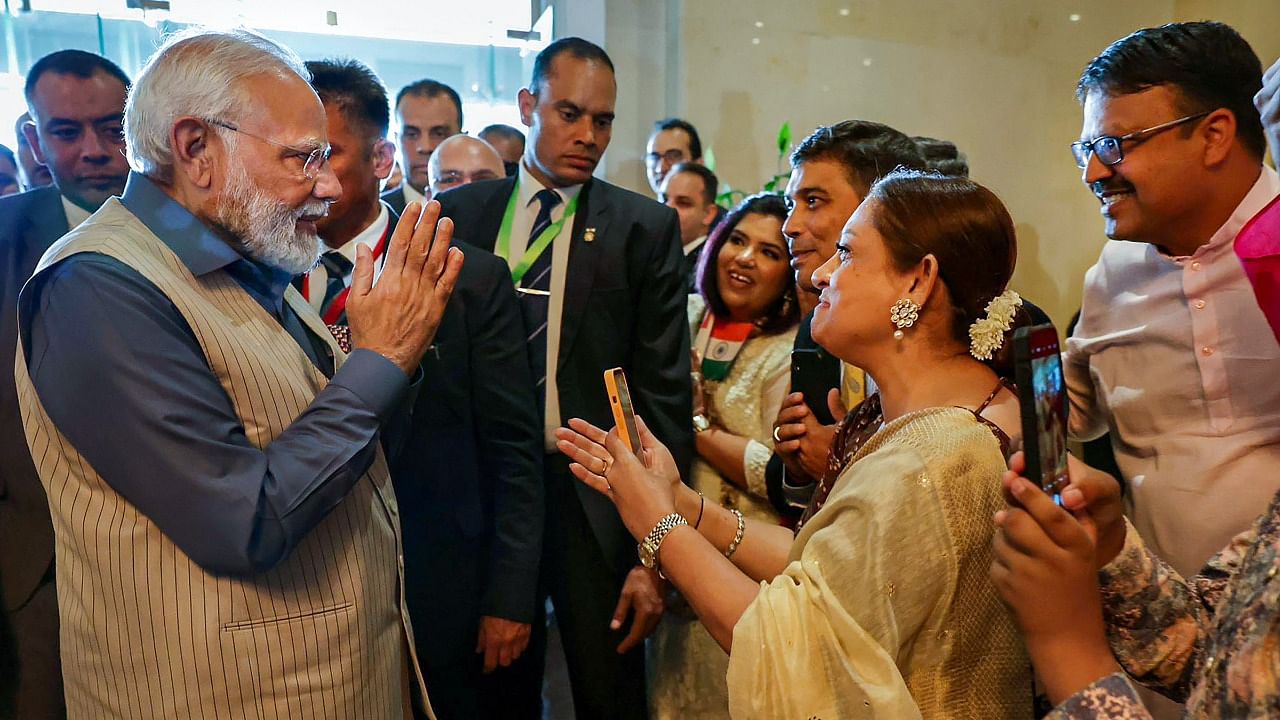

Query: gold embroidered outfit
[{"left": 726, "top": 408, "right": 1032, "bottom": 719}]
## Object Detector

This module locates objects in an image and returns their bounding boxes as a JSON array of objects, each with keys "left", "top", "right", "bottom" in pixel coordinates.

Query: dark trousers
[
  {"left": 4, "top": 575, "right": 64, "bottom": 720},
  {"left": 419, "top": 648, "right": 543, "bottom": 720},
  {"left": 504, "top": 457, "right": 647, "bottom": 720}
]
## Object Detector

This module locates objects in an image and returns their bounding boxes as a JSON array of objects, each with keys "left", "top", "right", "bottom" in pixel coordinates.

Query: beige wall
[{"left": 597, "top": 0, "right": 1280, "bottom": 329}]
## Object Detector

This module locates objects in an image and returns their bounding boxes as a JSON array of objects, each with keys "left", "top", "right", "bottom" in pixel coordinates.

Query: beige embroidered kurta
[{"left": 726, "top": 408, "right": 1031, "bottom": 719}]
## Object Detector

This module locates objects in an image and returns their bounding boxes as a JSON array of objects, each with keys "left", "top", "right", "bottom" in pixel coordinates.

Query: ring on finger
[{"left": 772, "top": 426, "right": 783, "bottom": 443}]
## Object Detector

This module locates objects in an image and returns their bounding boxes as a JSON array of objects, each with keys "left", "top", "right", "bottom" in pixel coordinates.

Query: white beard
[{"left": 215, "top": 161, "right": 327, "bottom": 275}]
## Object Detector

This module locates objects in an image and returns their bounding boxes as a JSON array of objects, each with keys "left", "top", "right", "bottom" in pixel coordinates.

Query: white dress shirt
[
  {"left": 402, "top": 182, "right": 426, "bottom": 208},
  {"left": 1066, "top": 166, "right": 1280, "bottom": 576},
  {"left": 63, "top": 195, "right": 91, "bottom": 229},
  {"left": 506, "top": 162, "right": 583, "bottom": 449},
  {"left": 683, "top": 234, "right": 707, "bottom": 256},
  {"left": 306, "top": 202, "right": 391, "bottom": 313}
]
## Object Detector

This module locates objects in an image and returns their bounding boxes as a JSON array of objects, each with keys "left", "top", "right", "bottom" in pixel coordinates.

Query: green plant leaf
[
  {"left": 703, "top": 146, "right": 717, "bottom": 172},
  {"left": 776, "top": 121, "right": 792, "bottom": 158}
]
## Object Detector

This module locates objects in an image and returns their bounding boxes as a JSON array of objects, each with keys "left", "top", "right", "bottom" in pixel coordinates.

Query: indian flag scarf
[{"left": 694, "top": 310, "right": 755, "bottom": 381}]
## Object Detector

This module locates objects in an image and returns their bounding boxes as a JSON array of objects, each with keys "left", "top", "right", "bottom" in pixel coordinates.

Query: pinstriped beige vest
[{"left": 14, "top": 198, "right": 432, "bottom": 720}]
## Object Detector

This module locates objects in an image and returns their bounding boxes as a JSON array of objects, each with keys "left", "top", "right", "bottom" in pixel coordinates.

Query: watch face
[{"left": 638, "top": 540, "right": 656, "bottom": 568}]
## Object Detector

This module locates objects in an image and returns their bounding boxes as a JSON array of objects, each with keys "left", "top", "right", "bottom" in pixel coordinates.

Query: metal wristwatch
[{"left": 638, "top": 513, "right": 688, "bottom": 570}]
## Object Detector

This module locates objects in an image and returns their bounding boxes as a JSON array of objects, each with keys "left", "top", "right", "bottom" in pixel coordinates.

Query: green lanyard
[{"left": 495, "top": 178, "right": 580, "bottom": 285}]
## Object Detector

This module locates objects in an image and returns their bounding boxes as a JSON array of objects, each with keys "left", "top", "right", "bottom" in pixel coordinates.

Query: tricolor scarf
[{"left": 694, "top": 311, "right": 755, "bottom": 381}]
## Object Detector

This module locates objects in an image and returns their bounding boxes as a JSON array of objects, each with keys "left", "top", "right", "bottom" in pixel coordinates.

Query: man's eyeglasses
[
  {"left": 1070, "top": 111, "right": 1211, "bottom": 169},
  {"left": 645, "top": 148, "right": 687, "bottom": 168},
  {"left": 206, "top": 118, "right": 332, "bottom": 180}
]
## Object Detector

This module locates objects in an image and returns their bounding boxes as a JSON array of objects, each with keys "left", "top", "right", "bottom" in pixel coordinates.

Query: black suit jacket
[
  {"left": 380, "top": 186, "right": 407, "bottom": 217},
  {"left": 436, "top": 176, "right": 693, "bottom": 572},
  {"left": 0, "top": 187, "right": 69, "bottom": 611},
  {"left": 374, "top": 224, "right": 544, "bottom": 667},
  {"left": 681, "top": 242, "right": 704, "bottom": 293}
]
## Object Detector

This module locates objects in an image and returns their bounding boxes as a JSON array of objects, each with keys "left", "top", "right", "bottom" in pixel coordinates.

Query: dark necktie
[
  {"left": 319, "top": 251, "right": 354, "bottom": 320},
  {"left": 318, "top": 251, "right": 354, "bottom": 353},
  {"left": 519, "top": 188, "right": 563, "bottom": 399}
]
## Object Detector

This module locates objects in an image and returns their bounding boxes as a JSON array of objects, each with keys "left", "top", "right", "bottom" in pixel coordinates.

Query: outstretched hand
[{"left": 554, "top": 415, "right": 681, "bottom": 541}]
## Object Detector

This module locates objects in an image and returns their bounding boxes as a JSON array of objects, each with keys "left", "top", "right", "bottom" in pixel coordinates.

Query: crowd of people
[{"left": 1, "top": 15, "right": 1279, "bottom": 720}]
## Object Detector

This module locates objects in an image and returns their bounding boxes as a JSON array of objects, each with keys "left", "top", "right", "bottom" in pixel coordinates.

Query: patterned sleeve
[
  {"left": 1046, "top": 673, "right": 1150, "bottom": 719},
  {"left": 1096, "top": 518, "right": 1251, "bottom": 700}
]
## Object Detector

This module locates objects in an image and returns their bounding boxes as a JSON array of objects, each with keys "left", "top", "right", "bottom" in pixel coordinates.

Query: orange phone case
[{"left": 604, "top": 367, "right": 642, "bottom": 454}]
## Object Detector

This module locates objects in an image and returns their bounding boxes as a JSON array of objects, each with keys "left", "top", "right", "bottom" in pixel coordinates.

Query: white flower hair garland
[{"left": 968, "top": 290, "right": 1023, "bottom": 360}]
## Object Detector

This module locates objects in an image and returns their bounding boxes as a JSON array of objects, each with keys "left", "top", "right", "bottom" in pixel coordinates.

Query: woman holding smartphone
[
  {"left": 558, "top": 170, "right": 1034, "bottom": 718},
  {"left": 650, "top": 193, "right": 799, "bottom": 718}
]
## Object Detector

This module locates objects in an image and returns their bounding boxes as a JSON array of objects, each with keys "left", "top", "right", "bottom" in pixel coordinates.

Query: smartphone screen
[
  {"left": 1013, "top": 324, "right": 1069, "bottom": 502},
  {"left": 604, "top": 367, "right": 643, "bottom": 455}
]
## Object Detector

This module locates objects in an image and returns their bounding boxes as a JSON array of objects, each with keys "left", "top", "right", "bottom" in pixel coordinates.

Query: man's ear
[
  {"left": 517, "top": 88, "right": 536, "bottom": 129},
  {"left": 21, "top": 120, "right": 46, "bottom": 164},
  {"left": 1200, "top": 108, "right": 1239, "bottom": 167},
  {"left": 172, "top": 117, "right": 216, "bottom": 189},
  {"left": 373, "top": 138, "right": 395, "bottom": 180},
  {"left": 700, "top": 201, "right": 718, "bottom": 231}
]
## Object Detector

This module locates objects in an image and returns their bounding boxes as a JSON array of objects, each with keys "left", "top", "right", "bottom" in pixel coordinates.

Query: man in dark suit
[
  {"left": 381, "top": 79, "right": 463, "bottom": 215},
  {"left": 0, "top": 49, "right": 130, "bottom": 720},
  {"left": 300, "top": 59, "right": 544, "bottom": 720},
  {"left": 435, "top": 37, "right": 692, "bottom": 720},
  {"left": 658, "top": 161, "right": 719, "bottom": 292}
]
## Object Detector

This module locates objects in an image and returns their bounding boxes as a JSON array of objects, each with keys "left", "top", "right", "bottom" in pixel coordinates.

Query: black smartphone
[
  {"left": 604, "top": 367, "right": 643, "bottom": 455},
  {"left": 790, "top": 348, "right": 837, "bottom": 426},
  {"left": 1013, "top": 324, "right": 1070, "bottom": 502}
]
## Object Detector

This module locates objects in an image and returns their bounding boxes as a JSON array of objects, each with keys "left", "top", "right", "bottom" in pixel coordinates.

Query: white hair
[{"left": 124, "top": 27, "right": 309, "bottom": 183}]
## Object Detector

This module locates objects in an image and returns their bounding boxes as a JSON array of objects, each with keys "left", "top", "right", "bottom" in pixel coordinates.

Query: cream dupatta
[{"left": 726, "top": 408, "right": 1030, "bottom": 719}]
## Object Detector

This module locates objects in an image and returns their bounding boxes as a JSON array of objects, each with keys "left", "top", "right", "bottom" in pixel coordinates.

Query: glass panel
[{"left": 0, "top": 1, "right": 550, "bottom": 149}]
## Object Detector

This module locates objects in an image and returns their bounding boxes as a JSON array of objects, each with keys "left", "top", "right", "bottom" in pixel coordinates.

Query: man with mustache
[
  {"left": 1066, "top": 21, "right": 1280, "bottom": 587},
  {"left": 0, "top": 48, "right": 130, "bottom": 720},
  {"left": 435, "top": 37, "right": 691, "bottom": 720},
  {"left": 13, "top": 28, "right": 462, "bottom": 718}
]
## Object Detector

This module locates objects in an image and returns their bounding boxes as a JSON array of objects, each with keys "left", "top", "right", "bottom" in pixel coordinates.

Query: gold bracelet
[{"left": 724, "top": 508, "right": 745, "bottom": 559}]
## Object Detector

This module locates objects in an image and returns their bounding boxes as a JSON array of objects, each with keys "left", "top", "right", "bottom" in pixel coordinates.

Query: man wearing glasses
[
  {"left": 14, "top": 29, "right": 464, "bottom": 718},
  {"left": 1065, "top": 21, "right": 1280, "bottom": 609},
  {"left": 645, "top": 117, "right": 705, "bottom": 196}
]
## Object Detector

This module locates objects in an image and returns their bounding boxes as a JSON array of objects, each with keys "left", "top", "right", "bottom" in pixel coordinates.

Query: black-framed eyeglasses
[
  {"left": 206, "top": 118, "right": 332, "bottom": 180},
  {"left": 1070, "top": 111, "right": 1211, "bottom": 169},
  {"left": 645, "top": 148, "right": 687, "bottom": 168}
]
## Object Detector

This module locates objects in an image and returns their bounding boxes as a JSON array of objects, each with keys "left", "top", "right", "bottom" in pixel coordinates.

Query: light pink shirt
[{"left": 1066, "top": 167, "right": 1280, "bottom": 577}]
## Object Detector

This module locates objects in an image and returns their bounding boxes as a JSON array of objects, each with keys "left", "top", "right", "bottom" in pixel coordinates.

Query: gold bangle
[{"left": 724, "top": 508, "right": 745, "bottom": 559}]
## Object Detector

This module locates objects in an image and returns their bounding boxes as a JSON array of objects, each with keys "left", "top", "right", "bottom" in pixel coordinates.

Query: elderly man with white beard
[{"left": 12, "top": 28, "right": 462, "bottom": 719}]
